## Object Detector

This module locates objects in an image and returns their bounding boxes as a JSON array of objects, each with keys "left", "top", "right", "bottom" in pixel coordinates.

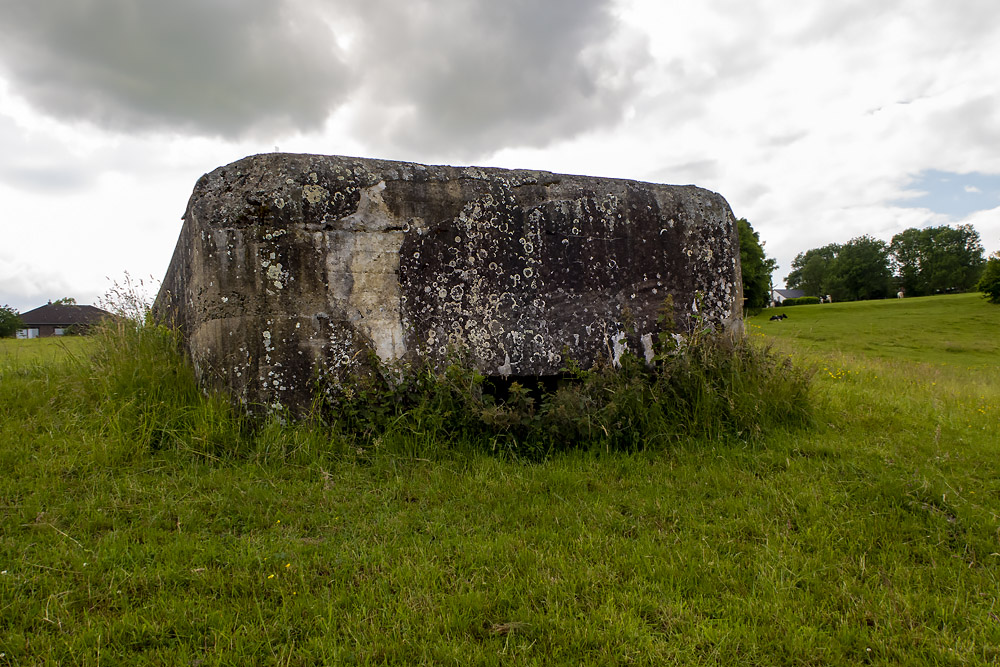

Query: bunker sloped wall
[{"left": 155, "top": 153, "right": 743, "bottom": 413}]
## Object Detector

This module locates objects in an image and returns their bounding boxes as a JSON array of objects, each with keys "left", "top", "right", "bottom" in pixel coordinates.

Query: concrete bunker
[{"left": 154, "top": 153, "right": 743, "bottom": 414}]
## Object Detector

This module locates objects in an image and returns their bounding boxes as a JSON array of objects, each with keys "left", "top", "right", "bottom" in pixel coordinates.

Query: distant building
[
  {"left": 770, "top": 288, "right": 805, "bottom": 306},
  {"left": 16, "top": 303, "right": 113, "bottom": 339}
]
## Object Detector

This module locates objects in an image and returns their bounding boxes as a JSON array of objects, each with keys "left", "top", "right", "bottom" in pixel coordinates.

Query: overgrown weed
[
  {"left": 62, "top": 276, "right": 248, "bottom": 462},
  {"left": 52, "top": 278, "right": 814, "bottom": 464},
  {"left": 315, "top": 324, "right": 813, "bottom": 460}
]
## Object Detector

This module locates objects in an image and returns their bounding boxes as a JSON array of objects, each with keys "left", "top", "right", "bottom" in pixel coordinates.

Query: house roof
[
  {"left": 19, "top": 304, "right": 113, "bottom": 327},
  {"left": 772, "top": 289, "right": 806, "bottom": 299}
]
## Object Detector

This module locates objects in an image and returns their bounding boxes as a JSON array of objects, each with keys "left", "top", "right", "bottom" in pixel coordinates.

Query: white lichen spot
[
  {"left": 611, "top": 331, "right": 628, "bottom": 367},
  {"left": 266, "top": 262, "right": 284, "bottom": 289},
  {"left": 498, "top": 353, "right": 512, "bottom": 376},
  {"left": 641, "top": 333, "right": 655, "bottom": 364},
  {"left": 303, "top": 184, "right": 329, "bottom": 205}
]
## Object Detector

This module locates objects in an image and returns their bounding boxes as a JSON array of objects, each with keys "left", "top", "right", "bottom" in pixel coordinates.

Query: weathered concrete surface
[{"left": 155, "top": 153, "right": 743, "bottom": 413}]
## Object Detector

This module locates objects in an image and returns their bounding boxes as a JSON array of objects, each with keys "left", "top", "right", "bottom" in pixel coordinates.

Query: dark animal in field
[{"left": 769, "top": 313, "right": 788, "bottom": 321}]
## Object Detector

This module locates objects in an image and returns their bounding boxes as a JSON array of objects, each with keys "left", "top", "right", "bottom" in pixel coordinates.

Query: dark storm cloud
[
  {"left": 0, "top": 0, "right": 648, "bottom": 155},
  {"left": 0, "top": 0, "right": 353, "bottom": 139},
  {"left": 319, "top": 0, "right": 651, "bottom": 157}
]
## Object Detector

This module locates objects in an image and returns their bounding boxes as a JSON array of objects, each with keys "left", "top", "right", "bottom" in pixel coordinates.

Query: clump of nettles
[{"left": 315, "top": 308, "right": 813, "bottom": 459}]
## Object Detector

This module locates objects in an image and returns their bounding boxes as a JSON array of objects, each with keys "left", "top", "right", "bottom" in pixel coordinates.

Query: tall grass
[
  {"left": 297, "top": 320, "right": 812, "bottom": 460},
  {"left": 47, "top": 284, "right": 815, "bottom": 463}
]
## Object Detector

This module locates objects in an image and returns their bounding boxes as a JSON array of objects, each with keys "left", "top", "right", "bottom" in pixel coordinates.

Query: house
[
  {"left": 16, "top": 303, "right": 113, "bottom": 339},
  {"left": 770, "top": 288, "right": 805, "bottom": 306}
]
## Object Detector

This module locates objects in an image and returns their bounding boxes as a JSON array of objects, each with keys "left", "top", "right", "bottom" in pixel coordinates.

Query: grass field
[
  {"left": 0, "top": 336, "right": 93, "bottom": 367},
  {"left": 1, "top": 293, "right": 998, "bottom": 665},
  {"left": 761, "top": 293, "right": 999, "bottom": 369}
]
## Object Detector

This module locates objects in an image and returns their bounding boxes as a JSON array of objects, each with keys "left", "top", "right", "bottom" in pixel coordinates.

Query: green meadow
[
  {"left": 1, "top": 293, "right": 998, "bottom": 665},
  {"left": 0, "top": 336, "right": 92, "bottom": 367}
]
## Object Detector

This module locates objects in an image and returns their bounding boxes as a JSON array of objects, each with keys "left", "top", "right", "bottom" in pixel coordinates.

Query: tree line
[{"left": 784, "top": 224, "right": 987, "bottom": 302}]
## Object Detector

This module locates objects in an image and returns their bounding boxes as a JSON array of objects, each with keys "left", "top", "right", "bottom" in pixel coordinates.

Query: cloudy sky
[{"left": 2, "top": 0, "right": 999, "bottom": 311}]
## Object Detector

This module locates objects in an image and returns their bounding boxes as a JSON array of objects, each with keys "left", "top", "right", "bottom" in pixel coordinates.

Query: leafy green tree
[
  {"left": 890, "top": 224, "right": 985, "bottom": 296},
  {"left": 0, "top": 305, "right": 23, "bottom": 338},
  {"left": 786, "top": 244, "right": 839, "bottom": 297},
  {"left": 888, "top": 227, "right": 922, "bottom": 295},
  {"left": 737, "top": 218, "right": 778, "bottom": 313},
  {"left": 825, "top": 235, "right": 892, "bottom": 301},
  {"left": 52, "top": 297, "right": 77, "bottom": 305},
  {"left": 978, "top": 252, "right": 1000, "bottom": 304},
  {"left": 786, "top": 236, "right": 891, "bottom": 301}
]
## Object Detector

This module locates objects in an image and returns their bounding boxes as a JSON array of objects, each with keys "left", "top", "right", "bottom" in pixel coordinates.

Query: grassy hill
[
  {"left": 761, "top": 292, "right": 999, "bottom": 369},
  {"left": 1, "top": 294, "right": 998, "bottom": 665}
]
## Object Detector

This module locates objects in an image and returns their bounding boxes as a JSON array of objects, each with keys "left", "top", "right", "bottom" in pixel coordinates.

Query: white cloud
[
  {"left": 2, "top": 0, "right": 1000, "bottom": 305},
  {"left": 960, "top": 207, "right": 1000, "bottom": 254}
]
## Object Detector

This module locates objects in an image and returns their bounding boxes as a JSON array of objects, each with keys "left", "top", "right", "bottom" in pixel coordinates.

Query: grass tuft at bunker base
[
  {"left": 1, "top": 292, "right": 999, "bottom": 664},
  {"left": 316, "top": 318, "right": 813, "bottom": 461}
]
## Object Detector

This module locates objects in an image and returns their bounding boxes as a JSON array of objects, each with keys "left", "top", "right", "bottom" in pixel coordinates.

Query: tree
[
  {"left": 737, "top": 218, "right": 778, "bottom": 313},
  {"left": 890, "top": 224, "right": 985, "bottom": 296},
  {"left": 888, "top": 227, "right": 922, "bottom": 295},
  {"left": 826, "top": 235, "right": 892, "bottom": 301},
  {"left": 786, "top": 244, "right": 839, "bottom": 297},
  {"left": 978, "top": 252, "right": 1000, "bottom": 304},
  {"left": 0, "top": 305, "right": 23, "bottom": 338},
  {"left": 52, "top": 297, "right": 77, "bottom": 305},
  {"left": 786, "top": 236, "right": 891, "bottom": 301}
]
